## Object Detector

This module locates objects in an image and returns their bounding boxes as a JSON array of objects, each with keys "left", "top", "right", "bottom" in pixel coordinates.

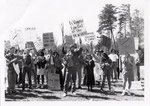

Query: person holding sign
[
  {"left": 62, "top": 42, "right": 83, "bottom": 97},
  {"left": 45, "top": 49, "right": 56, "bottom": 88},
  {"left": 121, "top": 52, "right": 134, "bottom": 96}
]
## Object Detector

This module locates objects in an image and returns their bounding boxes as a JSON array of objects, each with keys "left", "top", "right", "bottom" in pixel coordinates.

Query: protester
[
  {"left": 45, "top": 49, "right": 56, "bottom": 88},
  {"left": 100, "top": 53, "right": 112, "bottom": 92},
  {"left": 84, "top": 54, "right": 95, "bottom": 91},
  {"left": 121, "top": 52, "right": 134, "bottom": 96},
  {"left": 36, "top": 51, "right": 47, "bottom": 88},
  {"left": 109, "top": 49, "right": 119, "bottom": 81},
  {"left": 5, "top": 47, "right": 18, "bottom": 94},
  {"left": 22, "top": 49, "right": 33, "bottom": 91},
  {"left": 135, "top": 50, "right": 141, "bottom": 81},
  {"left": 53, "top": 51, "right": 64, "bottom": 90},
  {"left": 63, "top": 43, "right": 83, "bottom": 97},
  {"left": 92, "top": 49, "right": 103, "bottom": 84}
]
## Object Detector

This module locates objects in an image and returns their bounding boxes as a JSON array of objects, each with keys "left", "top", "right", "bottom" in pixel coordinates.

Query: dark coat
[{"left": 85, "top": 60, "right": 95, "bottom": 86}]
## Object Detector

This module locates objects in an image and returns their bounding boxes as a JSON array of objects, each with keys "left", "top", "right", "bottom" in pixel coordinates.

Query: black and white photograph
[{"left": 0, "top": 0, "right": 150, "bottom": 105}]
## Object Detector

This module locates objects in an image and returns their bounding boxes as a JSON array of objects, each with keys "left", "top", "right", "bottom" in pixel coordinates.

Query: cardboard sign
[
  {"left": 4, "top": 40, "right": 11, "bottom": 50},
  {"left": 25, "top": 41, "right": 36, "bottom": 52},
  {"left": 117, "top": 37, "right": 135, "bottom": 55},
  {"left": 13, "top": 63, "right": 20, "bottom": 76},
  {"left": 64, "top": 35, "right": 74, "bottom": 45},
  {"left": 69, "top": 18, "right": 87, "bottom": 38},
  {"left": 48, "top": 73, "right": 60, "bottom": 90},
  {"left": 43, "top": 32, "right": 55, "bottom": 49},
  {"left": 34, "top": 37, "right": 43, "bottom": 51},
  {"left": 85, "top": 33, "right": 96, "bottom": 44}
]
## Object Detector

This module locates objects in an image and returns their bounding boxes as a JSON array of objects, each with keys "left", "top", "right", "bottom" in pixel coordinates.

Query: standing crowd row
[{"left": 5, "top": 43, "right": 141, "bottom": 97}]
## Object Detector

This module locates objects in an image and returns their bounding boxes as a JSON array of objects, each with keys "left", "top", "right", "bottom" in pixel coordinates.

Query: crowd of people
[{"left": 5, "top": 42, "right": 141, "bottom": 97}]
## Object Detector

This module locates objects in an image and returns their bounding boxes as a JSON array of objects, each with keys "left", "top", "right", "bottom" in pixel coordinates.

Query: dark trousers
[
  {"left": 136, "top": 64, "right": 140, "bottom": 80},
  {"left": 64, "top": 66, "right": 76, "bottom": 93},
  {"left": 101, "top": 74, "right": 111, "bottom": 90},
  {"left": 37, "top": 75, "right": 44, "bottom": 84},
  {"left": 8, "top": 69, "right": 17, "bottom": 92},
  {"left": 22, "top": 67, "right": 32, "bottom": 90},
  {"left": 56, "top": 68, "right": 64, "bottom": 88}
]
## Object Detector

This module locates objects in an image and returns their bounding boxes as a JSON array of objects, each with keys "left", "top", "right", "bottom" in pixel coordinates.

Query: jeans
[
  {"left": 64, "top": 66, "right": 76, "bottom": 93},
  {"left": 101, "top": 74, "right": 111, "bottom": 90},
  {"left": 22, "top": 67, "right": 32, "bottom": 90}
]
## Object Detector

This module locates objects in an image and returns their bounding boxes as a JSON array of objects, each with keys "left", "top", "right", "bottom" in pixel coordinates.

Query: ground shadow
[
  {"left": 41, "top": 95, "right": 61, "bottom": 99},
  {"left": 76, "top": 93, "right": 111, "bottom": 100},
  {"left": 33, "top": 90, "right": 53, "bottom": 94}
]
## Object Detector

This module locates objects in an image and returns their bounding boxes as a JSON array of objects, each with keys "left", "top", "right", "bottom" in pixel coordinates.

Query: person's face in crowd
[
  {"left": 10, "top": 48, "right": 15, "bottom": 55},
  {"left": 48, "top": 50, "right": 53, "bottom": 55},
  {"left": 87, "top": 55, "right": 92, "bottom": 60},
  {"left": 70, "top": 46, "right": 75, "bottom": 52}
]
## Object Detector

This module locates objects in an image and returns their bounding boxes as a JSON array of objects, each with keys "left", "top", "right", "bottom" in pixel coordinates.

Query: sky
[{"left": 0, "top": 0, "right": 145, "bottom": 48}]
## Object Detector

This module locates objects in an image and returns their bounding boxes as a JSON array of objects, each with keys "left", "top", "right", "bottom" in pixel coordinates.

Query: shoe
[
  {"left": 41, "top": 85, "right": 44, "bottom": 89},
  {"left": 36, "top": 85, "right": 40, "bottom": 88},
  {"left": 72, "top": 92, "right": 77, "bottom": 96},
  {"left": 126, "top": 90, "right": 131, "bottom": 95},
  {"left": 100, "top": 88, "right": 104, "bottom": 92},
  {"left": 121, "top": 91, "right": 126, "bottom": 96},
  {"left": 63, "top": 93, "right": 67, "bottom": 97},
  {"left": 78, "top": 86, "right": 82, "bottom": 89}
]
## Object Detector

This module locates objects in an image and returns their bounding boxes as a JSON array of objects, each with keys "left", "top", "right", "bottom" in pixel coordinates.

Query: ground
[{"left": 5, "top": 66, "right": 144, "bottom": 101}]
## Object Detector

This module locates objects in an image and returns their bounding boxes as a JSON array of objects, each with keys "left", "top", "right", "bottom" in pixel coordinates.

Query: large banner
[
  {"left": 43, "top": 32, "right": 54, "bottom": 49},
  {"left": 117, "top": 37, "right": 135, "bottom": 55},
  {"left": 85, "top": 32, "right": 96, "bottom": 44},
  {"left": 69, "top": 18, "right": 87, "bottom": 38}
]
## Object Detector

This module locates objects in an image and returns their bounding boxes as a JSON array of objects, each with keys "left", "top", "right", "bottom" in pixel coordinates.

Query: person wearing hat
[{"left": 62, "top": 43, "right": 83, "bottom": 97}]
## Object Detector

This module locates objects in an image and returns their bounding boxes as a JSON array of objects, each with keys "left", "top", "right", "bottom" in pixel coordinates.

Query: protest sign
[
  {"left": 4, "top": 40, "right": 11, "bottom": 50},
  {"left": 48, "top": 73, "right": 60, "bottom": 90},
  {"left": 43, "top": 32, "right": 55, "bottom": 49},
  {"left": 34, "top": 37, "right": 43, "bottom": 51},
  {"left": 13, "top": 63, "right": 20, "bottom": 76},
  {"left": 69, "top": 18, "right": 87, "bottom": 38},
  {"left": 25, "top": 41, "right": 36, "bottom": 52},
  {"left": 85, "top": 33, "right": 96, "bottom": 44},
  {"left": 99, "top": 35, "right": 111, "bottom": 49},
  {"left": 117, "top": 37, "right": 135, "bottom": 55}
]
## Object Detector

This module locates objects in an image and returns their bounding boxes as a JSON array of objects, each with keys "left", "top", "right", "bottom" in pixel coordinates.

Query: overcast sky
[{"left": 0, "top": 0, "right": 145, "bottom": 48}]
